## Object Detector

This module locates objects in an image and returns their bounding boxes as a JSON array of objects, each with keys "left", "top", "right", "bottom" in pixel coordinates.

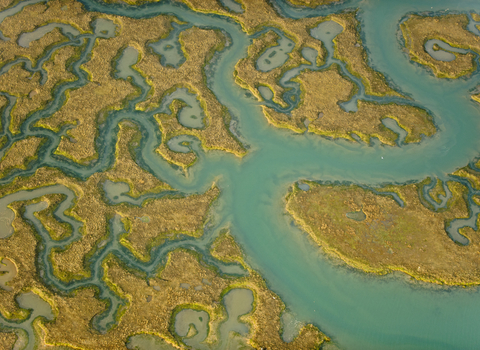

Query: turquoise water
[
  {"left": 157, "top": 87, "right": 206, "bottom": 128},
  {"left": 281, "top": 310, "right": 304, "bottom": 342},
  {"left": 173, "top": 288, "right": 253, "bottom": 349},
  {"left": 166, "top": 134, "right": 200, "bottom": 153},
  {"left": 381, "top": 117, "right": 408, "bottom": 145},
  {"left": 0, "top": 0, "right": 45, "bottom": 40},
  {"left": 1, "top": 0, "right": 480, "bottom": 349},
  {"left": 127, "top": 288, "right": 253, "bottom": 349},
  {"left": 149, "top": 21, "right": 190, "bottom": 68},
  {"left": 255, "top": 29, "right": 294, "bottom": 72},
  {"left": 17, "top": 23, "right": 80, "bottom": 47},
  {"left": 0, "top": 292, "right": 54, "bottom": 350},
  {"left": 257, "top": 85, "right": 273, "bottom": 100},
  {"left": 218, "top": 0, "right": 243, "bottom": 14},
  {"left": 175, "top": 309, "right": 210, "bottom": 348},
  {"left": 424, "top": 39, "right": 469, "bottom": 62},
  {"left": 219, "top": 288, "right": 253, "bottom": 335},
  {"left": 301, "top": 46, "right": 318, "bottom": 64}
]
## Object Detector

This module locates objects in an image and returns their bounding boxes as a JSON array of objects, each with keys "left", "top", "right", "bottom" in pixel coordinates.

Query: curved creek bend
[{"left": 1, "top": 0, "right": 480, "bottom": 349}]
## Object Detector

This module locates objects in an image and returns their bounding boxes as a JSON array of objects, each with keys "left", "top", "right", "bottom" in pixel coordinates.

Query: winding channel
[{"left": 2, "top": 0, "right": 480, "bottom": 349}]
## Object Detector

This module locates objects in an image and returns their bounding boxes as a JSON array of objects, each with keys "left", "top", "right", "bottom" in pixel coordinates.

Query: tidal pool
[
  {"left": 310, "top": 20, "right": 343, "bottom": 55},
  {"left": 0, "top": 292, "right": 54, "bottom": 350},
  {"left": 301, "top": 47, "right": 318, "bottom": 65},
  {"left": 0, "top": 0, "right": 45, "bottom": 40},
  {"left": 256, "top": 31, "right": 294, "bottom": 72},
  {"left": 258, "top": 85, "right": 273, "bottom": 100},
  {"left": 17, "top": 23, "right": 80, "bottom": 47},
  {"left": 424, "top": 39, "right": 469, "bottom": 62},
  {"left": 167, "top": 135, "right": 200, "bottom": 153},
  {"left": 175, "top": 309, "right": 209, "bottom": 348},
  {"left": 381, "top": 117, "right": 408, "bottom": 145},
  {"left": 345, "top": 210, "right": 366, "bottom": 221},
  {"left": 219, "top": 0, "right": 243, "bottom": 13},
  {"left": 149, "top": 21, "right": 190, "bottom": 68},
  {"left": 115, "top": 46, "right": 140, "bottom": 80},
  {"left": 158, "top": 87, "right": 205, "bottom": 129},
  {"left": 220, "top": 288, "right": 253, "bottom": 337},
  {"left": 0, "top": 258, "right": 17, "bottom": 291},
  {"left": 92, "top": 18, "right": 117, "bottom": 38}
]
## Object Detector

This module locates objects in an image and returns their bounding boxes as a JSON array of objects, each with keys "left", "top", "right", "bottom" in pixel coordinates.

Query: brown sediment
[
  {"left": 181, "top": 0, "right": 331, "bottom": 98},
  {"left": 2, "top": 0, "right": 239, "bottom": 165},
  {"left": 0, "top": 198, "right": 52, "bottom": 320},
  {"left": 0, "top": 95, "right": 7, "bottom": 131},
  {"left": 331, "top": 12, "right": 401, "bottom": 97},
  {"left": 40, "top": 14, "right": 175, "bottom": 164},
  {"left": 0, "top": 0, "right": 13, "bottom": 9},
  {"left": 0, "top": 136, "right": 44, "bottom": 178},
  {"left": 106, "top": 122, "right": 172, "bottom": 197},
  {"left": 265, "top": 65, "right": 435, "bottom": 144},
  {"left": 0, "top": 166, "right": 326, "bottom": 349},
  {"left": 234, "top": 29, "right": 320, "bottom": 108},
  {"left": 117, "top": 184, "right": 220, "bottom": 261},
  {"left": 42, "top": 246, "right": 326, "bottom": 349},
  {"left": 0, "top": 44, "right": 79, "bottom": 135},
  {"left": 401, "top": 14, "right": 480, "bottom": 79},
  {"left": 0, "top": 331, "right": 17, "bottom": 349},
  {"left": 10, "top": 45, "right": 81, "bottom": 135},
  {"left": 212, "top": 236, "right": 327, "bottom": 350},
  {"left": 0, "top": 122, "right": 174, "bottom": 279},
  {"left": 239, "top": 270, "right": 327, "bottom": 350},
  {"left": 0, "top": 16, "right": 70, "bottom": 70},
  {"left": 285, "top": 0, "right": 340, "bottom": 7},
  {"left": 453, "top": 163, "right": 480, "bottom": 190},
  {"left": 136, "top": 26, "right": 245, "bottom": 158},
  {"left": 156, "top": 142, "right": 197, "bottom": 171},
  {"left": 227, "top": 6, "right": 405, "bottom": 140},
  {"left": 0, "top": 156, "right": 213, "bottom": 283},
  {"left": 0, "top": 0, "right": 94, "bottom": 39},
  {"left": 234, "top": 30, "right": 289, "bottom": 107},
  {"left": 210, "top": 231, "right": 328, "bottom": 348},
  {"left": 185, "top": 0, "right": 399, "bottom": 103},
  {"left": 285, "top": 180, "right": 480, "bottom": 286},
  {"left": 0, "top": 169, "right": 215, "bottom": 291},
  {"left": 0, "top": 64, "right": 42, "bottom": 102},
  {"left": 34, "top": 193, "right": 72, "bottom": 241},
  {"left": 210, "top": 230, "right": 244, "bottom": 264},
  {"left": 42, "top": 250, "right": 230, "bottom": 348},
  {"left": 182, "top": 0, "right": 320, "bottom": 35},
  {"left": 426, "top": 178, "right": 447, "bottom": 205},
  {"left": 0, "top": 124, "right": 170, "bottom": 281}
]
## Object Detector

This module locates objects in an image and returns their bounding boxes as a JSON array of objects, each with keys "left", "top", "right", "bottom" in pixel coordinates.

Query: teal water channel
[{"left": 2, "top": 0, "right": 480, "bottom": 349}]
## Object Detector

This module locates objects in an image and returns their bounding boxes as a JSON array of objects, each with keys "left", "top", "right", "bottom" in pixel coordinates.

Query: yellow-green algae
[
  {"left": 286, "top": 180, "right": 480, "bottom": 286},
  {"left": 264, "top": 64, "right": 435, "bottom": 144},
  {"left": 401, "top": 14, "right": 480, "bottom": 79}
]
